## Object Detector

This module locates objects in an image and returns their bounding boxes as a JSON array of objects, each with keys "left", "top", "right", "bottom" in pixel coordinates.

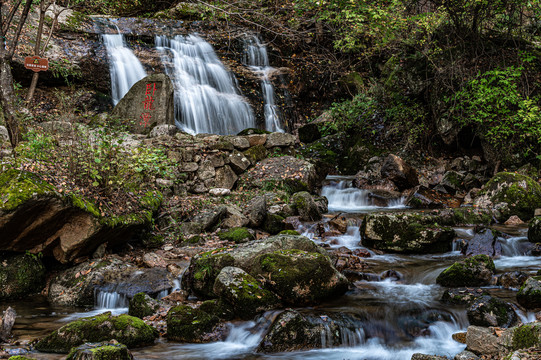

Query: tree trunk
[
  {"left": 0, "top": 52, "right": 21, "bottom": 148},
  {"left": 26, "top": 0, "right": 48, "bottom": 103}
]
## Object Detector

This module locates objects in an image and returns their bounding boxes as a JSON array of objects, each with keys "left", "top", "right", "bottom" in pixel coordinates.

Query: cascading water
[
  {"left": 155, "top": 35, "right": 255, "bottom": 135},
  {"left": 242, "top": 35, "right": 285, "bottom": 132},
  {"left": 101, "top": 32, "right": 147, "bottom": 105},
  {"left": 321, "top": 177, "right": 406, "bottom": 212}
]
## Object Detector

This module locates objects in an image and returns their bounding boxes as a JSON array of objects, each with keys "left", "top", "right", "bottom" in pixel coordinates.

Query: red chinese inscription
[{"left": 140, "top": 82, "right": 157, "bottom": 127}]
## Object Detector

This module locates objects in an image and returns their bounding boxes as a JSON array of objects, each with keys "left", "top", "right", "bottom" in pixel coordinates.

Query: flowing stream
[
  {"left": 155, "top": 34, "right": 256, "bottom": 135},
  {"left": 10, "top": 176, "right": 541, "bottom": 359}
]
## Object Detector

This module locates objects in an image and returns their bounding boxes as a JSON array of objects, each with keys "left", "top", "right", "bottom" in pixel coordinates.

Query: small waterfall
[
  {"left": 155, "top": 34, "right": 256, "bottom": 135},
  {"left": 102, "top": 32, "right": 147, "bottom": 105},
  {"left": 494, "top": 236, "right": 541, "bottom": 270},
  {"left": 242, "top": 35, "right": 284, "bottom": 132},
  {"left": 95, "top": 289, "right": 129, "bottom": 309},
  {"left": 321, "top": 179, "right": 406, "bottom": 212}
]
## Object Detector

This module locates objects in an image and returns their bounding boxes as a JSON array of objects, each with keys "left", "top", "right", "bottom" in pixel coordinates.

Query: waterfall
[
  {"left": 95, "top": 289, "right": 129, "bottom": 309},
  {"left": 242, "top": 35, "right": 285, "bottom": 132},
  {"left": 102, "top": 32, "right": 147, "bottom": 105},
  {"left": 155, "top": 34, "right": 256, "bottom": 135}
]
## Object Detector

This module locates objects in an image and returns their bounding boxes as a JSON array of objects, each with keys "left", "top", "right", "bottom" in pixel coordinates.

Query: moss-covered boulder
[
  {"left": 0, "top": 169, "right": 162, "bottom": 263},
  {"left": 243, "top": 144, "right": 267, "bottom": 165},
  {"left": 507, "top": 322, "right": 541, "bottom": 352},
  {"left": 291, "top": 191, "right": 322, "bottom": 222},
  {"left": 467, "top": 295, "right": 518, "bottom": 328},
  {"left": 198, "top": 299, "right": 235, "bottom": 321},
  {"left": 441, "top": 288, "right": 488, "bottom": 305},
  {"left": 7, "top": 357, "right": 37, "bottom": 360},
  {"left": 166, "top": 305, "right": 221, "bottom": 343},
  {"left": 436, "top": 255, "right": 495, "bottom": 287},
  {"left": 361, "top": 213, "right": 455, "bottom": 253},
  {"left": 517, "top": 276, "right": 541, "bottom": 310},
  {"left": 0, "top": 253, "right": 46, "bottom": 300},
  {"left": 263, "top": 213, "right": 285, "bottom": 234},
  {"left": 66, "top": 342, "right": 134, "bottom": 360},
  {"left": 473, "top": 172, "right": 541, "bottom": 221},
  {"left": 217, "top": 227, "right": 254, "bottom": 243},
  {"left": 528, "top": 217, "right": 541, "bottom": 243},
  {"left": 251, "top": 249, "right": 349, "bottom": 305},
  {"left": 182, "top": 235, "right": 331, "bottom": 299},
  {"left": 213, "top": 267, "right": 280, "bottom": 319},
  {"left": 35, "top": 312, "right": 158, "bottom": 353},
  {"left": 128, "top": 293, "right": 160, "bottom": 319}
]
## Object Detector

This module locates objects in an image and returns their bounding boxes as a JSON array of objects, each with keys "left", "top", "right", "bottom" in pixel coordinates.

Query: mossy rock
[
  {"left": 181, "top": 250, "right": 235, "bottom": 298},
  {"left": 128, "top": 292, "right": 160, "bottom": 319},
  {"left": 7, "top": 357, "right": 37, "bottom": 360},
  {"left": 510, "top": 323, "right": 541, "bottom": 351},
  {"left": 361, "top": 213, "right": 455, "bottom": 253},
  {"left": 0, "top": 253, "right": 46, "bottom": 300},
  {"left": 217, "top": 227, "right": 254, "bottom": 243},
  {"left": 528, "top": 217, "right": 541, "bottom": 243},
  {"left": 252, "top": 249, "right": 349, "bottom": 305},
  {"left": 199, "top": 299, "right": 235, "bottom": 321},
  {"left": 441, "top": 288, "right": 488, "bottom": 305},
  {"left": 35, "top": 312, "right": 158, "bottom": 353},
  {"left": 291, "top": 191, "right": 321, "bottom": 222},
  {"left": 436, "top": 255, "right": 495, "bottom": 287},
  {"left": 243, "top": 144, "right": 267, "bottom": 165},
  {"left": 0, "top": 169, "right": 56, "bottom": 211},
  {"left": 516, "top": 276, "right": 541, "bottom": 310},
  {"left": 299, "top": 137, "right": 339, "bottom": 174},
  {"left": 166, "top": 305, "right": 220, "bottom": 342},
  {"left": 237, "top": 128, "right": 271, "bottom": 136},
  {"left": 66, "top": 342, "right": 133, "bottom": 360},
  {"left": 213, "top": 267, "right": 280, "bottom": 319},
  {"left": 467, "top": 295, "right": 517, "bottom": 328},
  {"left": 279, "top": 230, "right": 300, "bottom": 235},
  {"left": 263, "top": 213, "right": 285, "bottom": 235},
  {"left": 474, "top": 172, "right": 541, "bottom": 221},
  {"left": 450, "top": 208, "right": 494, "bottom": 225}
]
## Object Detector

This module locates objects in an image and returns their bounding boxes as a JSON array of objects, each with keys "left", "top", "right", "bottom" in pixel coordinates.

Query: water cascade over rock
[
  {"left": 155, "top": 34, "right": 255, "bottom": 135},
  {"left": 102, "top": 32, "right": 147, "bottom": 105},
  {"left": 242, "top": 35, "right": 285, "bottom": 132}
]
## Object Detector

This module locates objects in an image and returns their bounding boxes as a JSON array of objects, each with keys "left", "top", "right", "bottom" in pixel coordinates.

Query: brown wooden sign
[{"left": 24, "top": 56, "right": 49, "bottom": 72}]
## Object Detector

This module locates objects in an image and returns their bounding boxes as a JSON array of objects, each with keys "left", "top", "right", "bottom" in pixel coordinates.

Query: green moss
[
  {"left": 35, "top": 312, "right": 158, "bottom": 353},
  {"left": 0, "top": 169, "right": 56, "bottom": 211},
  {"left": 66, "top": 342, "right": 132, "bottom": 360},
  {"left": 188, "top": 250, "right": 235, "bottom": 297},
  {"left": 279, "top": 230, "right": 300, "bottom": 235},
  {"left": 512, "top": 324, "right": 541, "bottom": 350},
  {"left": 218, "top": 227, "right": 254, "bottom": 243},
  {"left": 166, "top": 305, "right": 219, "bottom": 342},
  {"left": 244, "top": 144, "right": 268, "bottom": 164},
  {"left": 128, "top": 292, "right": 159, "bottom": 319},
  {"left": 8, "top": 357, "right": 36, "bottom": 360},
  {"left": 451, "top": 208, "right": 494, "bottom": 225},
  {"left": 199, "top": 299, "right": 235, "bottom": 321},
  {"left": 263, "top": 213, "right": 285, "bottom": 235},
  {"left": 0, "top": 253, "right": 46, "bottom": 300},
  {"left": 436, "top": 255, "right": 495, "bottom": 287}
]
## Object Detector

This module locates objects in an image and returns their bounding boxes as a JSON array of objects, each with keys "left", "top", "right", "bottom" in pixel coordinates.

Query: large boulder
[
  {"left": 0, "top": 253, "right": 46, "bottom": 300},
  {"left": 517, "top": 276, "right": 541, "bottom": 310},
  {"left": 467, "top": 295, "right": 518, "bottom": 328},
  {"left": 35, "top": 312, "right": 158, "bottom": 353},
  {"left": 240, "top": 156, "right": 322, "bottom": 193},
  {"left": 291, "top": 191, "right": 322, "bottom": 222},
  {"left": 166, "top": 305, "right": 222, "bottom": 343},
  {"left": 463, "top": 228, "right": 502, "bottom": 257},
  {"left": 128, "top": 292, "right": 160, "bottom": 319},
  {"left": 360, "top": 213, "right": 455, "bottom": 253},
  {"left": 251, "top": 249, "right": 349, "bottom": 305},
  {"left": 181, "top": 235, "right": 346, "bottom": 304},
  {"left": 380, "top": 154, "right": 419, "bottom": 191},
  {"left": 436, "top": 255, "right": 495, "bottom": 287},
  {"left": 0, "top": 169, "right": 161, "bottom": 263},
  {"left": 528, "top": 217, "right": 541, "bottom": 243},
  {"left": 473, "top": 172, "right": 541, "bottom": 221},
  {"left": 66, "top": 342, "right": 134, "bottom": 360},
  {"left": 466, "top": 322, "right": 541, "bottom": 357},
  {"left": 213, "top": 267, "right": 280, "bottom": 319},
  {"left": 111, "top": 73, "right": 175, "bottom": 134}
]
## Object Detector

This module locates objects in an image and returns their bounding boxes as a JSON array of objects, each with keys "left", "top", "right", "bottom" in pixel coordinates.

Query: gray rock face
[
  {"left": 244, "top": 196, "right": 267, "bottom": 227},
  {"left": 453, "top": 350, "right": 480, "bottom": 360},
  {"left": 149, "top": 124, "right": 177, "bottom": 137},
  {"left": 467, "top": 295, "right": 518, "bottom": 328},
  {"left": 464, "top": 229, "right": 502, "bottom": 257},
  {"left": 221, "top": 205, "right": 249, "bottom": 229},
  {"left": 465, "top": 322, "right": 541, "bottom": 357},
  {"left": 112, "top": 73, "right": 175, "bottom": 134},
  {"left": 380, "top": 154, "right": 419, "bottom": 191},
  {"left": 411, "top": 354, "right": 448, "bottom": 360},
  {"left": 228, "top": 150, "right": 251, "bottom": 174},
  {"left": 265, "top": 132, "right": 295, "bottom": 148}
]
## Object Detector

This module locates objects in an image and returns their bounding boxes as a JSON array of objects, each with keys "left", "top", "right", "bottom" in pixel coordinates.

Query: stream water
[{"left": 10, "top": 176, "right": 540, "bottom": 359}]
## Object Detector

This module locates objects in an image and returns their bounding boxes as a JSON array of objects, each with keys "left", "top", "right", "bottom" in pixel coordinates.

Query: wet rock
[
  {"left": 95, "top": 267, "right": 172, "bottom": 299},
  {"left": 380, "top": 154, "right": 419, "bottom": 191},
  {"left": 217, "top": 227, "right": 255, "bottom": 243},
  {"left": 436, "top": 255, "right": 495, "bottom": 287},
  {"left": 244, "top": 196, "right": 267, "bottom": 228},
  {"left": 497, "top": 271, "right": 529, "bottom": 290},
  {"left": 473, "top": 172, "right": 541, "bottom": 221},
  {"left": 128, "top": 293, "right": 160, "bottom": 319},
  {"left": 213, "top": 267, "right": 280, "bottom": 319},
  {"left": 411, "top": 354, "right": 447, "bottom": 360},
  {"left": 466, "top": 322, "right": 541, "bottom": 357},
  {"left": 453, "top": 350, "right": 479, "bottom": 360},
  {"left": 452, "top": 332, "right": 467, "bottom": 344},
  {"left": 517, "top": 276, "right": 541, "bottom": 310},
  {"left": 361, "top": 213, "right": 455, "bottom": 253},
  {"left": 467, "top": 295, "right": 518, "bottom": 328},
  {"left": 251, "top": 249, "right": 349, "bottom": 305},
  {"left": 465, "top": 325, "right": 504, "bottom": 356},
  {"left": 35, "top": 312, "right": 158, "bottom": 353},
  {"left": 0, "top": 253, "right": 45, "bottom": 300},
  {"left": 265, "top": 133, "right": 295, "bottom": 148},
  {"left": 291, "top": 191, "right": 322, "bottom": 222},
  {"left": 528, "top": 217, "right": 541, "bottom": 243},
  {"left": 0, "top": 169, "right": 161, "bottom": 263},
  {"left": 441, "top": 288, "right": 487, "bottom": 305},
  {"left": 66, "top": 342, "right": 134, "bottom": 360},
  {"left": 111, "top": 74, "right": 175, "bottom": 134},
  {"left": 0, "top": 307, "right": 16, "bottom": 342},
  {"left": 182, "top": 235, "right": 329, "bottom": 298},
  {"left": 463, "top": 228, "right": 502, "bottom": 257},
  {"left": 166, "top": 305, "right": 222, "bottom": 343}
]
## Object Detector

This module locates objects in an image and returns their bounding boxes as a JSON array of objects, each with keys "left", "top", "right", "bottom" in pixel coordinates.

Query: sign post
[{"left": 24, "top": 56, "right": 49, "bottom": 72}]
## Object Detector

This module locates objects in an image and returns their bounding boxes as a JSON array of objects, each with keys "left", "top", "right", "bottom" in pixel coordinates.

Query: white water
[
  {"left": 321, "top": 180, "right": 406, "bottom": 212},
  {"left": 155, "top": 35, "right": 255, "bottom": 135},
  {"left": 61, "top": 290, "right": 128, "bottom": 322},
  {"left": 102, "top": 33, "right": 147, "bottom": 105},
  {"left": 494, "top": 236, "right": 541, "bottom": 270},
  {"left": 243, "top": 35, "right": 285, "bottom": 132}
]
